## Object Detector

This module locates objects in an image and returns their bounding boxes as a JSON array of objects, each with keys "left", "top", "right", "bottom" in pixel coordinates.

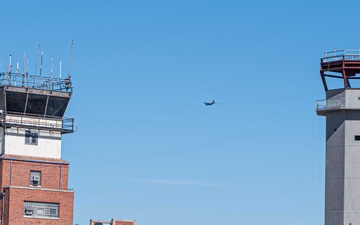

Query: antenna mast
[
  {"left": 26, "top": 57, "right": 29, "bottom": 86},
  {"left": 59, "top": 60, "right": 62, "bottom": 78},
  {"left": 50, "top": 56, "right": 53, "bottom": 80},
  {"left": 67, "top": 39, "right": 74, "bottom": 79},
  {"left": 9, "top": 54, "right": 12, "bottom": 74},
  {"left": 16, "top": 63, "right": 19, "bottom": 74},
  {"left": 22, "top": 52, "right": 26, "bottom": 86},
  {"left": 34, "top": 45, "right": 40, "bottom": 76},
  {"left": 39, "top": 52, "right": 43, "bottom": 77}
]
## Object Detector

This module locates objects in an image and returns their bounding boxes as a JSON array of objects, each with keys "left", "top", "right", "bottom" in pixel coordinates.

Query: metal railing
[
  {"left": 322, "top": 49, "right": 360, "bottom": 63},
  {"left": 316, "top": 97, "right": 360, "bottom": 111},
  {"left": 0, "top": 72, "right": 72, "bottom": 93},
  {"left": 0, "top": 111, "right": 74, "bottom": 133}
]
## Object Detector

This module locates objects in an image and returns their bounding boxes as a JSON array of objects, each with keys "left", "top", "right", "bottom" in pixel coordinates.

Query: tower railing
[
  {"left": 322, "top": 49, "right": 360, "bottom": 63},
  {"left": 0, "top": 111, "right": 74, "bottom": 133},
  {"left": 0, "top": 72, "right": 72, "bottom": 93},
  {"left": 316, "top": 97, "right": 360, "bottom": 111}
]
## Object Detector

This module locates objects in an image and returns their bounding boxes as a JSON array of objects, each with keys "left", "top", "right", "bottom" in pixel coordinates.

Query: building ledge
[
  {"left": 316, "top": 97, "right": 360, "bottom": 115},
  {"left": 3, "top": 186, "right": 74, "bottom": 193},
  {"left": 23, "top": 215, "right": 59, "bottom": 220},
  {"left": 0, "top": 154, "right": 69, "bottom": 164}
]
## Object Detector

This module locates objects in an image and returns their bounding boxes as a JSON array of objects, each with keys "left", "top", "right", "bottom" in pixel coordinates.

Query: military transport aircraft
[{"left": 203, "top": 99, "right": 215, "bottom": 106}]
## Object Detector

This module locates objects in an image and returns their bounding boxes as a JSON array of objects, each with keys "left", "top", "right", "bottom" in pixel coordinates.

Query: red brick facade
[
  {"left": 0, "top": 155, "right": 74, "bottom": 225},
  {"left": 114, "top": 221, "right": 135, "bottom": 225}
]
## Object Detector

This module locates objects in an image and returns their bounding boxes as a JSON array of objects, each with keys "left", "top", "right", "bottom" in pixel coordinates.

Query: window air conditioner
[
  {"left": 32, "top": 176, "right": 40, "bottom": 181},
  {"left": 24, "top": 207, "right": 33, "bottom": 215}
]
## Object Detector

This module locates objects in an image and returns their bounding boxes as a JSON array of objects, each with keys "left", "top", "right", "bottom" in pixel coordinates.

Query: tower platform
[{"left": 321, "top": 49, "right": 360, "bottom": 91}]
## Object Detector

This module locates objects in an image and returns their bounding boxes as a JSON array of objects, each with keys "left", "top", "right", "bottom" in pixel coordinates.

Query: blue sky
[{"left": 1, "top": 0, "right": 360, "bottom": 224}]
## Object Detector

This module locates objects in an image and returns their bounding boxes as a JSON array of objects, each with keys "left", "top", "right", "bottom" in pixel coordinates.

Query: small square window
[
  {"left": 49, "top": 208, "right": 57, "bottom": 215},
  {"left": 25, "top": 131, "right": 38, "bottom": 145},
  {"left": 30, "top": 171, "right": 41, "bottom": 187},
  {"left": 355, "top": 135, "right": 360, "bottom": 141}
]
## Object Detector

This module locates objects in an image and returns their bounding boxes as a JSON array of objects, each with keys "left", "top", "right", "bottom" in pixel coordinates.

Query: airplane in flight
[{"left": 203, "top": 99, "right": 215, "bottom": 106}]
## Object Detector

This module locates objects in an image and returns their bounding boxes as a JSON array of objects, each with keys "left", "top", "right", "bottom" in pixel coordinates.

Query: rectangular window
[
  {"left": 25, "top": 131, "right": 38, "bottom": 145},
  {"left": 30, "top": 171, "right": 41, "bottom": 187},
  {"left": 355, "top": 135, "right": 360, "bottom": 141},
  {"left": 24, "top": 202, "right": 59, "bottom": 218}
]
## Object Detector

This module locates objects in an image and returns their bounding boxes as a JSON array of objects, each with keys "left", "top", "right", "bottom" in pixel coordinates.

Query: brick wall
[
  {"left": 114, "top": 221, "right": 135, "bottom": 225},
  {"left": 0, "top": 156, "right": 73, "bottom": 225},
  {"left": 0, "top": 157, "right": 69, "bottom": 190},
  {"left": 3, "top": 187, "right": 74, "bottom": 225}
]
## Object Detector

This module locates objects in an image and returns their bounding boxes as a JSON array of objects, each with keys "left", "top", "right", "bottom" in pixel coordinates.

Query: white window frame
[
  {"left": 24, "top": 201, "right": 59, "bottom": 218},
  {"left": 25, "top": 130, "right": 38, "bottom": 145},
  {"left": 30, "top": 171, "right": 41, "bottom": 187}
]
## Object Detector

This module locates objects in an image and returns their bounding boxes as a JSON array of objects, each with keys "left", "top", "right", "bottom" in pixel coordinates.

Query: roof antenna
[
  {"left": 9, "top": 54, "right": 12, "bottom": 74},
  {"left": 39, "top": 51, "right": 43, "bottom": 77},
  {"left": 26, "top": 57, "right": 29, "bottom": 76},
  {"left": 34, "top": 45, "right": 40, "bottom": 76},
  {"left": 50, "top": 56, "right": 53, "bottom": 81},
  {"left": 15, "top": 62, "right": 19, "bottom": 86},
  {"left": 22, "top": 52, "right": 26, "bottom": 86},
  {"left": 26, "top": 56, "right": 29, "bottom": 86},
  {"left": 8, "top": 54, "right": 12, "bottom": 85},
  {"left": 59, "top": 60, "right": 62, "bottom": 78},
  {"left": 16, "top": 62, "right": 19, "bottom": 74},
  {"left": 67, "top": 39, "right": 74, "bottom": 79}
]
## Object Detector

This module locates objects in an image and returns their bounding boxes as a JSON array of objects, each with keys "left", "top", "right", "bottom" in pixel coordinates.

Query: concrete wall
[
  {"left": 324, "top": 89, "right": 360, "bottom": 225},
  {"left": 325, "top": 121, "right": 345, "bottom": 225},
  {"left": 343, "top": 120, "right": 360, "bottom": 224}
]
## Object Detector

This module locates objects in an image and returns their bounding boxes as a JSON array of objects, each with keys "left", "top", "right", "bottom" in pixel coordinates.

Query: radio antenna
[
  {"left": 16, "top": 62, "right": 19, "bottom": 74},
  {"left": 15, "top": 62, "right": 19, "bottom": 86},
  {"left": 67, "top": 39, "right": 74, "bottom": 79},
  {"left": 59, "top": 60, "right": 62, "bottom": 78},
  {"left": 26, "top": 57, "right": 29, "bottom": 76},
  {"left": 34, "top": 45, "right": 40, "bottom": 76},
  {"left": 50, "top": 56, "right": 53, "bottom": 81},
  {"left": 22, "top": 52, "right": 26, "bottom": 86},
  {"left": 22, "top": 52, "right": 26, "bottom": 76},
  {"left": 39, "top": 51, "right": 43, "bottom": 77},
  {"left": 9, "top": 54, "right": 12, "bottom": 74},
  {"left": 26, "top": 57, "right": 29, "bottom": 86}
]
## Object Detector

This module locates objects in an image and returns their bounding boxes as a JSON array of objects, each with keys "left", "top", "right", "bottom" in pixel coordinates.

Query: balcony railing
[
  {"left": 321, "top": 49, "right": 360, "bottom": 63},
  {"left": 316, "top": 98, "right": 360, "bottom": 112},
  {"left": 0, "top": 111, "right": 74, "bottom": 133},
  {"left": 0, "top": 72, "right": 72, "bottom": 93}
]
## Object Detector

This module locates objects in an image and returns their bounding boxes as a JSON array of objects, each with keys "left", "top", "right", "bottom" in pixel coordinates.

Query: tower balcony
[
  {"left": 316, "top": 97, "right": 360, "bottom": 116},
  {"left": 0, "top": 72, "right": 72, "bottom": 93},
  {"left": 0, "top": 111, "right": 74, "bottom": 133},
  {"left": 320, "top": 49, "right": 360, "bottom": 91}
]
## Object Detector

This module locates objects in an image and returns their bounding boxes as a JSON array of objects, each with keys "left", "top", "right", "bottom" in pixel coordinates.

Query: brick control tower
[
  {"left": 317, "top": 49, "right": 360, "bottom": 225},
  {"left": 0, "top": 54, "right": 75, "bottom": 224}
]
